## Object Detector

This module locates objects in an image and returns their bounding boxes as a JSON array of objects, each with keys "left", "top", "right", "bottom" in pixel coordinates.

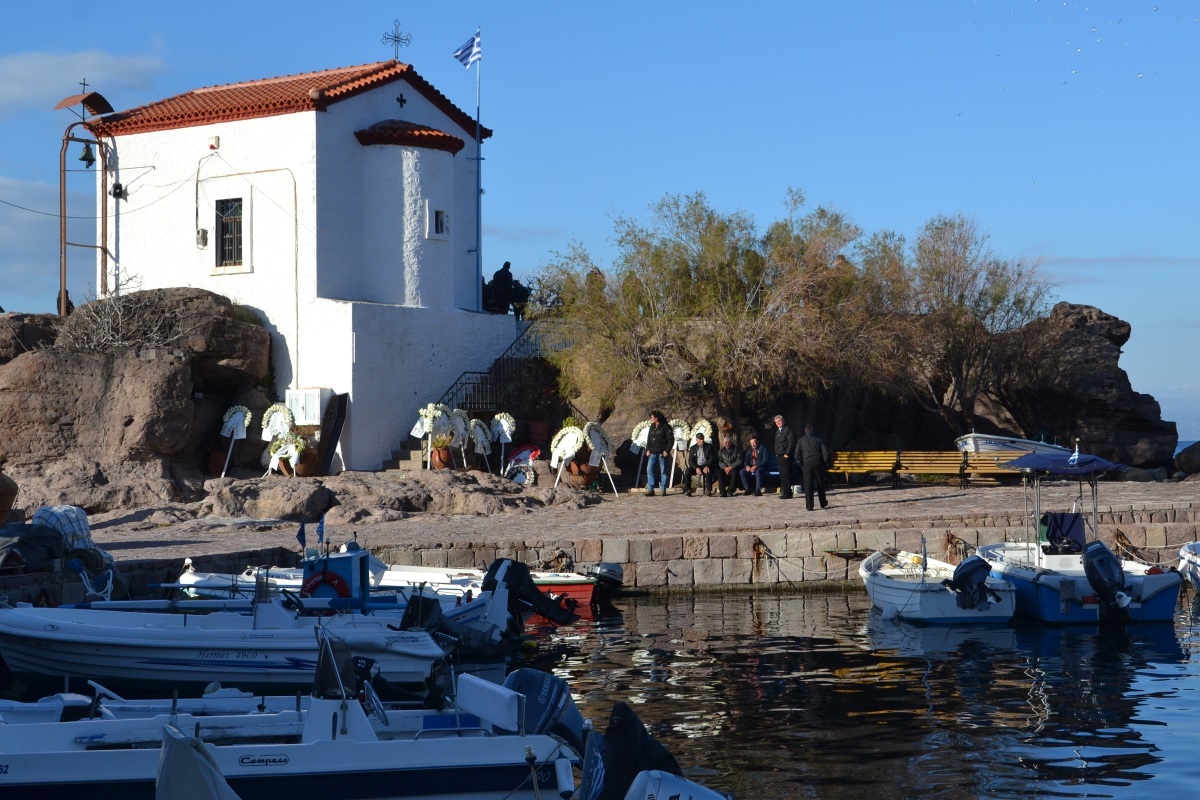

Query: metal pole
[{"left": 474, "top": 30, "right": 483, "bottom": 311}]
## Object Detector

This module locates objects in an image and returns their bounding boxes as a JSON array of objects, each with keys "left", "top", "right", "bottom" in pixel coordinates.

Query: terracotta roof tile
[
  {"left": 354, "top": 120, "right": 465, "bottom": 155},
  {"left": 90, "top": 61, "right": 491, "bottom": 141}
]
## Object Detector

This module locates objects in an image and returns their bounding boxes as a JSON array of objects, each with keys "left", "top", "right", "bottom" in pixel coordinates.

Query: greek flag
[
  {"left": 296, "top": 519, "right": 306, "bottom": 548},
  {"left": 452, "top": 31, "right": 481, "bottom": 69},
  {"left": 316, "top": 515, "right": 325, "bottom": 545}
]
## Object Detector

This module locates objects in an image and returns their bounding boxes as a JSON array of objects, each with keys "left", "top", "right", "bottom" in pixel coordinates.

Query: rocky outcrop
[
  {"left": 1177, "top": 441, "right": 1200, "bottom": 475},
  {"left": 0, "top": 289, "right": 272, "bottom": 512}
]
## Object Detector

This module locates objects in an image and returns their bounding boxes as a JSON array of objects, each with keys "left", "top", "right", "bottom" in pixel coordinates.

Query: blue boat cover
[{"left": 1000, "top": 452, "right": 1126, "bottom": 475}]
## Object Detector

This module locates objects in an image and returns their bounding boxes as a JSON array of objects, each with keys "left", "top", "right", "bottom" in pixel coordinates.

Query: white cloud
[{"left": 0, "top": 51, "right": 166, "bottom": 118}]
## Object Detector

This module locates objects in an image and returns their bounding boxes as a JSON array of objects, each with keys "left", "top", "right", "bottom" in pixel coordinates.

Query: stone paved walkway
[{"left": 88, "top": 479, "right": 1200, "bottom": 564}]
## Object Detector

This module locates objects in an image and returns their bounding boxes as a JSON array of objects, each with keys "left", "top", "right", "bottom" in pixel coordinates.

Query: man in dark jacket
[
  {"left": 795, "top": 423, "right": 831, "bottom": 510},
  {"left": 740, "top": 435, "right": 769, "bottom": 496},
  {"left": 684, "top": 432, "right": 717, "bottom": 496},
  {"left": 716, "top": 436, "right": 741, "bottom": 497},
  {"left": 644, "top": 411, "right": 673, "bottom": 497},
  {"left": 773, "top": 415, "right": 796, "bottom": 499}
]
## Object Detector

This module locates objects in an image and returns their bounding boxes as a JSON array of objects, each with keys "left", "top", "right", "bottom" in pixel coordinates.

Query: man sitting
[
  {"left": 684, "top": 432, "right": 717, "bottom": 497},
  {"left": 717, "top": 436, "right": 741, "bottom": 497},
  {"left": 740, "top": 435, "right": 768, "bottom": 496}
]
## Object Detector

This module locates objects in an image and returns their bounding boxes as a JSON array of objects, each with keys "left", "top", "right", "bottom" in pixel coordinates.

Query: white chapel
[{"left": 85, "top": 60, "right": 517, "bottom": 470}]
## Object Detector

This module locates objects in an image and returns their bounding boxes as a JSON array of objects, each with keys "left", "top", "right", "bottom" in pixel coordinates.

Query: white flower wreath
[
  {"left": 549, "top": 425, "right": 585, "bottom": 468},
  {"left": 630, "top": 420, "right": 650, "bottom": 453},
  {"left": 412, "top": 403, "right": 451, "bottom": 439},
  {"left": 223, "top": 405, "right": 252, "bottom": 426},
  {"left": 691, "top": 418, "right": 714, "bottom": 447},
  {"left": 269, "top": 431, "right": 306, "bottom": 456},
  {"left": 469, "top": 418, "right": 492, "bottom": 455},
  {"left": 449, "top": 408, "right": 470, "bottom": 448},
  {"left": 668, "top": 418, "right": 690, "bottom": 451},
  {"left": 490, "top": 412, "right": 516, "bottom": 443},
  {"left": 584, "top": 422, "right": 613, "bottom": 457},
  {"left": 261, "top": 403, "right": 294, "bottom": 441}
]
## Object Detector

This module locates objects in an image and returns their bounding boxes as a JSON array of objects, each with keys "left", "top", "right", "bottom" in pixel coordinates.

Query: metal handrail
[{"left": 437, "top": 321, "right": 575, "bottom": 414}]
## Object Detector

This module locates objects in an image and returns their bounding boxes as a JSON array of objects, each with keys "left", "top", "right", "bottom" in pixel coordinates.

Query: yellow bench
[{"left": 827, "top": 450, "right": 1026, "bottom": 487}]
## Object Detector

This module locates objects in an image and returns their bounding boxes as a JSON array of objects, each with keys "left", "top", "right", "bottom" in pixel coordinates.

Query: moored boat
[
  {"left": 977, "top": 451, "right": 1181, "bottom": 625},
  {"left": 858, "top": 548, "right": 1015, "bottom": 624},
  {"left": 955, "top": 432, "right": 1072, "bottom": 456}
]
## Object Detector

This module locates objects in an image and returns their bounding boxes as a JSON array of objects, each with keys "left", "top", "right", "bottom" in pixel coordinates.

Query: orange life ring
[{"left": 300, "top": 570, "right": 351, "bottom": 598}]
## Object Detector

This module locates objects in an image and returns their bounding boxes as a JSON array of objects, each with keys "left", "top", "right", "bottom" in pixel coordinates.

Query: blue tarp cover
[{"left": 1001, "top": 452, "right": 1126, "bottom": 476}]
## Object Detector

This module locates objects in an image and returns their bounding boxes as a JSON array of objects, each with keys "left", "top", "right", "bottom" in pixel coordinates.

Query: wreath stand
[{"left": 631, "top": 448, "right": 646, "bottom": 492}]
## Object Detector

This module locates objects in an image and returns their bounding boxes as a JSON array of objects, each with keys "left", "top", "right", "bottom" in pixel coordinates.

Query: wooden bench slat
[{"left": 826, "top": 450, "right": 1026, "bottom": 485}]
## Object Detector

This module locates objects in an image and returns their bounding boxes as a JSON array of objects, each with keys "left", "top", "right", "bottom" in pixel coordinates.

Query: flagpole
[{"left": 473, "top": 27, "right": 483, "bottom": 311}]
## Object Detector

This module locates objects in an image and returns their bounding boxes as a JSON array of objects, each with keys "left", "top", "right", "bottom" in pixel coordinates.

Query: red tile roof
[
  {"left": 90, "top": 61, "right": 491, "bottom": 141},
  {"left": 354, "top": 120, "right": 465, "bottom": 155}
]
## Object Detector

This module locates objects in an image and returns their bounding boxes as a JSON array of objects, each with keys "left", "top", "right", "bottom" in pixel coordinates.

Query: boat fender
[
  {"left": 554, "top": 756, "right": 574, "bottom": 800},
  {"left": 300, "top": 570, "right": 352, "bottom": 598}
]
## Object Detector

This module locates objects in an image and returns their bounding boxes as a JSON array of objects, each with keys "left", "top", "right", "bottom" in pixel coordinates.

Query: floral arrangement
[
  {"left": 549, "top": 425, "right": 585, "bottom": 468},
  {"left": 630, "top": 420, "right": 650, "bottom": 451},
  {"left": 668, "top": 418, "right": 690, "bottom": 450},
  {"left": 469, "top": 419, "right": 492, "bottom": 455},
  {"left": 584, "top": 422, "right": 613, "bottom": 457},
  {"left": 269, "top": 432, "right": 306, "bottom": 456},
  {"left": 431, "top": 432, "right": 454, "bottom": 449},
  {"left": 691, "top": 418, "right": 714, "bottom": 447},
  {"left": 449, "top": 408, "right": 470, "bottom": 448},
  {"left": 490, "top": 412, "right": 516, "bottom": 443},
  {"left": 413, "top": 402, "right": 452, "bottom": 439},
  {"left": 223, "top": 405, "right": 252, "bottom": 427},
  {"left": 260, "top": 403, "right": 294, "bottom": 441},
  {"left": 512, "top": 464, "right": 538, "bottom": 486}
]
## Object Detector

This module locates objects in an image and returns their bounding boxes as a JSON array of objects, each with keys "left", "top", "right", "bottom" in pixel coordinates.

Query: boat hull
[
  {"left": 978, "top": 542, "right": 1181, "bottom": 624},
  {"left": 1179, "top": 542, "right": 1200, "bottom": 591},
  {"left": 0, "top": 605, "right": 447, "bottom": 694},
  {"left": 858, "top": 550, "right": 1015, "bottom": 624},
  {"left": 954, "top": 433, "right": 1071, "bottom": 456}
]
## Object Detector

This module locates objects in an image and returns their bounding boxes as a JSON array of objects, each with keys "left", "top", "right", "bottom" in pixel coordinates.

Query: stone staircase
[{"left": 382, "top": 321, "right": 574, "bottom": 472}]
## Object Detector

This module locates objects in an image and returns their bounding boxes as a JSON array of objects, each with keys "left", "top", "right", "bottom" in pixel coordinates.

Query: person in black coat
[
  {"left": 773, "top": 415, "right": 796, "bottom": 499},
  {"left": 644, "top": 411, "right": 673, "bottom": 497},
  {"left": 795, "top": 423, "right": 831, "bottom": 510},
  {"left": 684, "top": 432, "right": 717, "bottom": 496},
  {"left": 491, "top": 261, "right": 513, "bottom": 314}
]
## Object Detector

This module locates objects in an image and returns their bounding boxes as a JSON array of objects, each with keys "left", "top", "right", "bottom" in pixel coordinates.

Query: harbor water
[{"left": 520, "top": 590, "right": 1200, "bottom": 799}]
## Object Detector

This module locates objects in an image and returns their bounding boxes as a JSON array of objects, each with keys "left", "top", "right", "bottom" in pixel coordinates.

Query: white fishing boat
[
  {"left": 1177, "top": 542, "right": 1200, "bottom": 592},
  {"left": 977, "top": 451, "right": 1181, "bottom": 625},
  {"left": 0, "top": 631, "right": 729, "bottom": 800},
  {"left": 177, "top": 540, "right": 622, "bottom": 609},
  {"left": 0, "top": 630, "right": 580, "bottom": 800},
  {"left": 858, "top": 548, "right": 1015, "bottom": 624},
  {"left": 19, "top": 554, "right": 581, "bottom": 696},
  {"left": 955, "top": 432, "right": 1072, "bottom": 456}
]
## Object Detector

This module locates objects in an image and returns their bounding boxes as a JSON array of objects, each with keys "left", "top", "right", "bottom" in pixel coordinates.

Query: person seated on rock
[{"left": 684, "top": 432, "right": 717, "bottom": 497}]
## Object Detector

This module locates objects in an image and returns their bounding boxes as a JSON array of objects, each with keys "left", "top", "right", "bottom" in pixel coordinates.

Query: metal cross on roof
[{"left": 381, "top": 20, "right": 412, "bottom": 60}]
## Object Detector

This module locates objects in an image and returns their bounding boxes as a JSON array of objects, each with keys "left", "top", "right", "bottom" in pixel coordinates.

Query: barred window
[{"left": 216, "top": 198, "right": 243, "bottom": 267}]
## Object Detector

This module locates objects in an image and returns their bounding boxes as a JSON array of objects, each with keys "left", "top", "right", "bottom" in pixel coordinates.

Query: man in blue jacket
[{"left": 740, "top": 435, "right": 769, "bottom": 496}]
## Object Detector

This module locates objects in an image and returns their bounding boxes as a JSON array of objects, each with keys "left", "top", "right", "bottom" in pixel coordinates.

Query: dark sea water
[{"left": 519, "top": 591, "right": 1200, "bottom": 799}]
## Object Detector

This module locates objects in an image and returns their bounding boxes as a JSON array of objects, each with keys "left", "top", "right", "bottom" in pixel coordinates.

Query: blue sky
[{"left": 2, "top": 2, "right": 1197, "bottom": 437}]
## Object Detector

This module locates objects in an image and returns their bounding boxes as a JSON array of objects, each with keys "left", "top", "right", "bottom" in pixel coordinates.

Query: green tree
[{"left": 903, "top": 214, "right": 1053, "bottom": 435}]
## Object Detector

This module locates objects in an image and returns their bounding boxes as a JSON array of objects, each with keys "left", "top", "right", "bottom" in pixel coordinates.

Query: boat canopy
[{"left": 1000, "top": 452, "right": 1126, "bottom": 476}]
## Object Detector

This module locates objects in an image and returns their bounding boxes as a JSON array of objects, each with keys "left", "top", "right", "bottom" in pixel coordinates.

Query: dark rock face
[
  {"left": 0, "top": 313, "right": 58, "bottom": 362},
  {"left": 0, "top": 289, "right": 273, "bottom": 512},
  {"left": 1177, "top": 441, "right": 1200, "bottom": 475}
]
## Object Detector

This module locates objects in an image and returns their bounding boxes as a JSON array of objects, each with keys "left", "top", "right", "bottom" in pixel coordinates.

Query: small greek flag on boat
[
  {"left": 452, "top": 30, "right": 482, "bottom": 69},
  {"left": 296, "top": 519, "right": 306, "bottom": 548},
  {"left": 316, "top": 515, "right": 325, "bottom": 545}
]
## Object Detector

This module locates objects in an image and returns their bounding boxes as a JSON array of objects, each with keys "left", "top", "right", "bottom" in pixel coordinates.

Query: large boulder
[
  {"left": 1176, "top": 441, "right": 1200, "bottom": 475},
  {"left": 0, "top": 289, "right": 272, "bottom": 512},
  {"left": 0, "top": 313, "right": 58, "bottom": 364}
]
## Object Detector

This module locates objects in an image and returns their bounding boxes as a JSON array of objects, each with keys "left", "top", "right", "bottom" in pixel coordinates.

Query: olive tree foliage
[
  {"left": 902, "top": 214, "right": 1053, "bottom": 435},
  {"left": 530, "top": 191, "right": 908, "bottom": 419}
]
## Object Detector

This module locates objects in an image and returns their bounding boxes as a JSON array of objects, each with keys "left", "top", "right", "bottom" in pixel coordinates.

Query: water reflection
[{"left": 520, "top": 592, "right": 1198, "bottom": 799}]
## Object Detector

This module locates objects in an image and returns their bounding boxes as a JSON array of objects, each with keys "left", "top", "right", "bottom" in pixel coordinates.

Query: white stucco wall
[{"left": 95, "top": 77, "right": 504, "bottom": 471}]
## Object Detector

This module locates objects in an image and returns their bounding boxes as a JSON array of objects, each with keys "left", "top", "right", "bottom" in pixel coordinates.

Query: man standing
[
  {"left": 773, "top": 415, "right": 796, "bottom": 499},
  {"left": 740, "top": 434, "right": 768, "bottom": 496},
  {"left": 491, "top": 261, "right": 514, "bottom": 314},
  {"left": 684, "top": 432, "right": 717, "bottom": 496},
  {"left": 644, "top": 411, "right": 673, "bottom": 497},
  {"left": 795, "top": 423, "right": 831, "bottom": 511},
  {"left": 716, "top": 436, "right": 741, "bottom": 497}
]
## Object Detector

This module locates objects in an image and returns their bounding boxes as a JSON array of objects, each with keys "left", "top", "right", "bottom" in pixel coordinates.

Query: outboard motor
[
  {"left": 501, "top": 668, "right": 584, "bottom": 752},
  {"left": 578, "top": 701, "right": 685, "bottom": 800},
  {"left": 940, "top": 555, "right": 999, "bottom": 611},
  {"left": 586, "top": 562, "right": 625, "bottom": 605},
  {"left": 483, "top": 559, "right": 580, "bottom": 626},
  {"left": 1082, "top": 540, "right": 1131, "bottom": 624}
]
